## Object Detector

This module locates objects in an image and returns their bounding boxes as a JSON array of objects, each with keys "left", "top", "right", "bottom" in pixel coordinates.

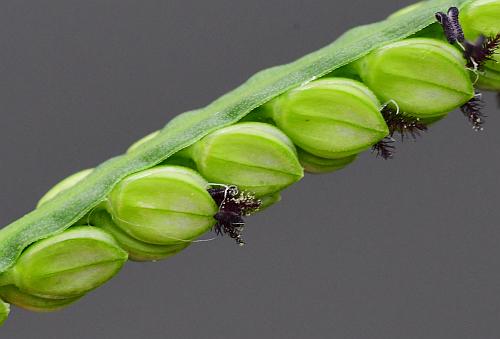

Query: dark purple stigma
[
  {"left": 213, "top": 211, "right": 246, "bottom": 246},
  {"left": 372, "top": 137, "right": 395, "bottom": 160},
  {"left": 464, "top": 34, "right": 500, "bottom": 69},
  {"left": 460, "top": 94, "right": 486, "bottom": 131},
  {"left": 207, "top": 185, "right": 238, "bottom": 206},
  {"left": 208, "top": 184, "right": 261, "bottom": 246},
  {"left": 381, "top": 106, "right": 428, "bottom": 141},
  {"left": 435, "top": 7, "right": 465, "bottom": 44}
]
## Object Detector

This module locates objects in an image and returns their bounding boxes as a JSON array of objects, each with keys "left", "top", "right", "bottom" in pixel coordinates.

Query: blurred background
[{"left": 0, "top": 1, "right": 499, "bottom": 338}]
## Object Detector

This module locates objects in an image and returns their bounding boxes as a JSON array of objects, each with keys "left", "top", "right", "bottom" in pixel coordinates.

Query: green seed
[
  {"left": 136, "top": 131, "right": 293, "bottom": 212},
  {"left": 37, "top": 167, "right": 195, "bottom": 260},
  {"left": 265, "top": 78, "right": 388, "bottom": 159},
  {"left": 461, "top": 0, "right": 500, "bottom": 40},
  {"left": 91, "top": 210, "right": 188, "bottom": 262},
  {"left": 0, "top": 298, "right": 8, "bottom": 326},
  {"left": 484, "top": 53, "right": 500, "bottom": 81},
  {"left": 184, "top": 122, "right": 304, "bottom": 196},
  {"left": 0, "top": 285, "right": 79, "bottom": 313},
  {"left": 297, "top": 148, "right": 357, "bottom": 174},
  {"left": 477, "top": 60, "right": 500, "bottom": 91},
  {"left": 0, "top": 227, "right": 127, "bottom": 299},
  {"left": 106, "top": 165, "right": 218, "bottom": 246},
  {"left": 477, "top": 64, "right": 500, "bottom": 90},
  {"left": 461, "top": 0, "right": 500, "bottom": 89},
  {"left": 37, "top": 169, "right": 93, "bottom": 207},
  {"left": 355, "top": 38, "right": 474, "bottom": 118},
  {"left": 0, "top": 0, "right": 484, "bottom": 323},
  {"left": 0, "top": 0, "right": 475, "bottom": 280}
]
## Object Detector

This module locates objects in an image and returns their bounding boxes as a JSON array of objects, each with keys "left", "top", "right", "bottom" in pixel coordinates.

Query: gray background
[{"left": 0, "top": 1, "right": 499, "bottom": 338}]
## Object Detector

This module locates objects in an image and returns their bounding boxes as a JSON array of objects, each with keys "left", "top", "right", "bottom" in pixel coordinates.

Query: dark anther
[
  {"left": 381, "top": 106, "right": 428, "bottom": 141},
  {"left": 435, "top": 7, "right": 465, "bottom": 44},
  {"left": 372, "top": 137, "right": 396, "bottom": 160},
  {"left": 460, "top": 94, "right": 486, "bottom": 131},
  {"left": 372, "top": 105, "right": 427, "bottom": 160},
  {"left": 464, "top": 33, "right": 500, "bottom": 69},
  {"left": 208, "top": 185, "right": 261, "bottom": 246},
  {"left": 213, "top": 211, "right": 246, "bottom": 246},
  {"left": 207, "top": 185, "right": 238, "bottom": 206}
]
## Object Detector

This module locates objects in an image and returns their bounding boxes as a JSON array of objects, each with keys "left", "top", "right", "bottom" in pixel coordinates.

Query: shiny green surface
[
  {"left": 107, "top": 166, "right": 218, "bottom": 245},
  {"left": 0, "top": 285, "right": 79, "bottom": 313},
  {"left": 268, "top": 78, "right": 387, "bottom": 159},
  {"left": 355, "top": 38, "right": 474, "bottom": 118},
  {"left": 0, "top": 0, "right": 472, "bottom": 278},
  {"left": 187, "top": 122, "right": 303, "bottom": 196},
  {"left": 0, "top": 227, "right": 127, "bottom": 299},
  {"left": 92, "top": 210, "right": 189, "bottom": 261}
]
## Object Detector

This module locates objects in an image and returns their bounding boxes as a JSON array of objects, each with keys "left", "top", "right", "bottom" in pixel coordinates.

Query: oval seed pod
[
  {"left": 91, "top": 210, "right": 188, "bottom": 262},
  {"left": 477, "top": 65, "right": 500, "bottom": 90},
  {"left": 265, "top": 78, "right": 388, "bottom": 159},
  {"left": 0, "top": 285, "right": 80, "bottom": 313},
  {"left": 106, "top": 165, "right": 218, "bottom": 246},
  {"left": 0, "top": 298, "right": 8, "bottom": 326},
  {"left": 461, "top": 0, "right": 500, "bottom": 43},
  {"left": 37, "top": 167, "right": 192, "bottom": 261},
  {"left": 355, "top": 38, "right": 474, "bottom": 119},
  {"left": 184, "top": 122, "right": 304, "bottom": 196},
  {"left": 297, "top": 148, "right": 357, "bottom": 174},
  {"left": 461, "top": 0, "right": 500, "bottom": 89},
  {"left": 477, "top": 57, "right": 500, "bottom": 92},
  {"left": 0, "top": 227, "right": 127, "bottom": 299},
  {"left": 37, "top": 169, "right": 93, "bottom": 207}
]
